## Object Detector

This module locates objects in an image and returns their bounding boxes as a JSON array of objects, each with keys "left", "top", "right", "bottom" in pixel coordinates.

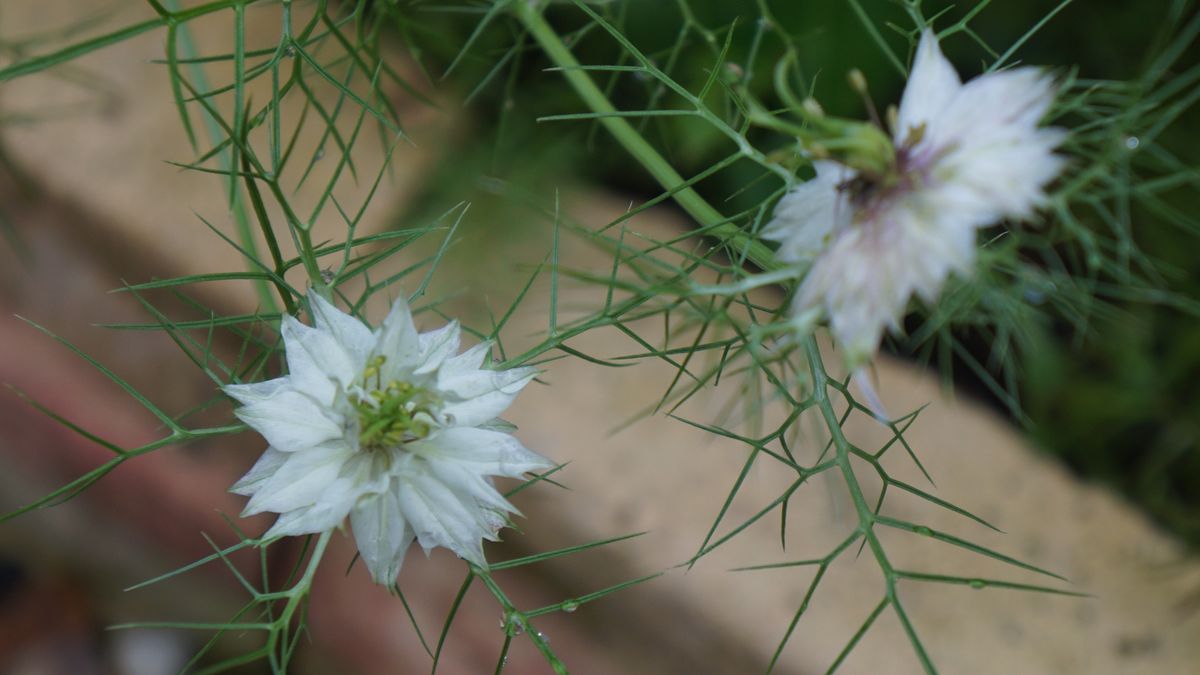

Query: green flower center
[{"left": 351, "top": 356, "right": 441, "bottom": 452}]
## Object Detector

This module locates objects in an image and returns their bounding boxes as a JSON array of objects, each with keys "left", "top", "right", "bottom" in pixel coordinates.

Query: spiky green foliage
[{"left": 0, "top": 0, "right": 1197, "bottom": 673}]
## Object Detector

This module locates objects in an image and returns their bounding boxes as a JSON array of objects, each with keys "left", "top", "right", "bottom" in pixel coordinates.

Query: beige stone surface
[
  {"left": 1, "top": 0, "right": 442, "bottom": 310},
  {"left": 3, "top": 4, "right": 1198, "bottom": 674}
]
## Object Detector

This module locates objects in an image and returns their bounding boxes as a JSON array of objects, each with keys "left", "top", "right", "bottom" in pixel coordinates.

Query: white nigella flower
[
  {"left": 224, "top": 291, "right": 553, "bottom": 585},
  {"left": 762, "top": 30, "right": 1065, "bottom": 364}
]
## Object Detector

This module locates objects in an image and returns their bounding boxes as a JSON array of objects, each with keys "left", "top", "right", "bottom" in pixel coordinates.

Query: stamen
[
  {"left": 848, "top": 68, "right": 884, "bottom": 131},
  {"left": 350, "top": 357, "right": 441, "bottom": 452}
]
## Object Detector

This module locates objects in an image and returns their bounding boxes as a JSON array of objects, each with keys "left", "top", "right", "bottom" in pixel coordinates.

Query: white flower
[
  {"left": 762, "top": 30, "right": 1065, "bottom": 364},
  {"left": 224, "top": 291, "right": 553, "bottom": 584}
]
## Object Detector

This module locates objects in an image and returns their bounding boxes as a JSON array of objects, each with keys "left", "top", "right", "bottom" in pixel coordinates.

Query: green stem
[
  {"left": 269, "top": 530, "right": 333, "bottom": 667},
  {"left": 240, "top": 155, "right": 299, "bottom": 314},
  {"left": 473, "top": 565, "right": 567, "bottom": 674},
  {"left": 513, "top": 1, "right": 779, "bottom": 272},
  {"left": 805, "top": 339, "right": 934, "bottom": 674},
  {"left": 805, "top": 341, "right": 884, "bottom": 552},
  {"left": 285, "top": 530, "right": 332, "bottom": 609}
]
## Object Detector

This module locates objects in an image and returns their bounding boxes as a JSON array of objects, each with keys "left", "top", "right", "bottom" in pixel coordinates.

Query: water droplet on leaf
[{"left": 501, "top": 612, "right": 525, "bottom": 637}]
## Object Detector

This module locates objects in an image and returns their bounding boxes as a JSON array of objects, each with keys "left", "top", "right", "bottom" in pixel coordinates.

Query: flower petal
[
  {"left": 242, "top": 444, "right": 356, "bottom": 516},
  {"left": 934, "top": 68, "right": 1058, "bottom": 150},
  {"left": 223, "top": 377, "right": 288, "bottom": 406},
  {"left": 895, "top": 29, "right": 962, "bottom": 146},
  {"left": 397, "top": 472, "right": 496, "bottom": 567},
  {"left": 337, "top": 448, "right": 399, "bottom": 498},
  {"left": 233, "top": 387, "right": 344, "bottom": 453},
  {"left": 351, "top": 488, "right": 415, "bottom": 584},
  {"left": 374, "top": 293, "right": 422, "bottom": 377},
  {"left": 415, "top": 321, "right": 461, "bottom": 375},
  {"left": 231, "top": 447, "right": 288, "bottom": 496},
  {"left": 437, "top": 341, "right": 491, "bottom": 377},
  {"left": 794, "top": 201, "right": 972, "bottom": 364},
  {"left": 307, "top": 292, "right": 376, "bottom": 367},
  {"left": 439, "top": 364, "right": 537, "bottom": 428},
  {"left": 263, "top": 498, "right": 352, "bottom": 538},
  {"left": 929, "top": 70, "right": 1064, "bottom": 222},
  {"left": 425, "top": 461, "right": 518, "bottom": 517},
  {"left": 281, "top": 315, "right": 361, "bottom": 405},
  {"left": 761, "top": 160, "right": 853, "bottom": 264},
  {"left": 415, "top": 427, "right": 554, "bottom": 478}
]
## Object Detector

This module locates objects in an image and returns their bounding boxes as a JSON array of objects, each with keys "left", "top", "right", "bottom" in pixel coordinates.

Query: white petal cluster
[
  {"left": 224, "top": 292, "right": 553, "bottom": 585},
  {"left": 762, "top": 30, "right": 1065, "bottom": 364}
]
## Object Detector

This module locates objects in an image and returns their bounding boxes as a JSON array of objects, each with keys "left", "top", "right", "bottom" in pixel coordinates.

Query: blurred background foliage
[{"left": 378, "top": 0, "right": 1200, "bottom": 546}]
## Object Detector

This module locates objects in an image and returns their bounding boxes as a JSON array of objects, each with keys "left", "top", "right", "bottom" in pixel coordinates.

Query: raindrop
[
  {"left": 314, "top": 147, "right": 325, "bottom": 161},
  {"left": 914, "top": 526, "right": 932, "bottom": 537},
  {"left": 969, "top": 579, "right": 986, "bottom": 590},
  {"left": 1123, "top": 136, "right": 1140, "bottom": 150},
  {"left": 536, "top": 631, "right": 550, "bottom": 645},
  {"left": 501, "top": 612, "right": 525, "bottom": 637},
  {"left": 284, "top": 45, "right": 296, "bottom": 59},
  {"left": 561, "top": 600, "right": 579, "bottom": 613}
]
